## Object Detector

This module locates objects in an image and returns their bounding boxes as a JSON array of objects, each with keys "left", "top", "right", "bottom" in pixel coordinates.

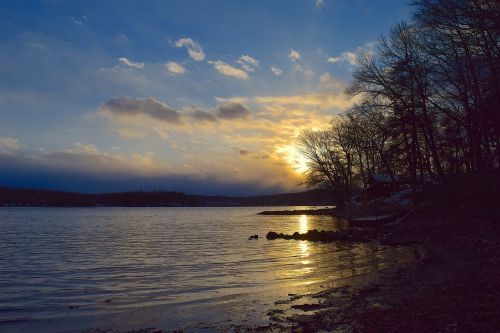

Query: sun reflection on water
[
  {"left": 299, "top": 241, "right": 309, "bottom": 257},
  {"left": 299, "top": 214, "right": 308, "bottom": 233}
]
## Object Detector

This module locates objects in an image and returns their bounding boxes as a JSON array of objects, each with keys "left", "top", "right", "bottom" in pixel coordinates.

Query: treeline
[
  {"left": 299, "top": 0, "right": 500, "bottom": 206},
  {"left": 0, "top": 188, "right": 199, "bottom": 207},
  {"left": 0, "top": 187, "right": 335, "bottom": 207}
]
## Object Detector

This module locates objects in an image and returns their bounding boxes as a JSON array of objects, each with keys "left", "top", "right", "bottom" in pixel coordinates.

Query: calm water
[{"left": 0, "top": 207, "right": 414, "bottom": 332}]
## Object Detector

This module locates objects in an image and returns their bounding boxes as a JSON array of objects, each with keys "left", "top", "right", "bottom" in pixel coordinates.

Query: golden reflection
[
  {"left": 298, "top": 214, "right": 308, "bottom": 233},
  {"left": 299, "top": 241, "right": 309, "bottom": 257},
  {"left": 302, "top": 280, "right": 315, "bottom": 285}
]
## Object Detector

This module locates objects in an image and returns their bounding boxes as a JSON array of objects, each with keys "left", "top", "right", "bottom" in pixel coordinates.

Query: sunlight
[
  {"left": 299, "top": 214, "right": 309, "bottom": 233},
  {"left": 298, "top": 215, "right": 310, "bottom": 259},
  {"left": 277, "top": 144, "right": 309, "bottom": 174},
  {"left": 299, "top": 241, "right": 309, "bottom": 257}
]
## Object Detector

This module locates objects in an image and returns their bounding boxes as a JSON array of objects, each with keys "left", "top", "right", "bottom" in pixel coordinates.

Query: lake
[{"left": 0, "top": 207, "right": 415, "bottom": 332}]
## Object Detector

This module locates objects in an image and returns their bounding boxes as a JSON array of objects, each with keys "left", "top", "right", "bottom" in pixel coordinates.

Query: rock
[
  {"left": 275, "top": 299, "right": 291, "bottom": 305},
  {"left": 266, "top": 309, "right": 285, "bottom": 316},
  {"left": 248, "top": 234, "right": 259, "bottom": 240},
  {"left": 265, "top": 228, "right": 379, "bottom": 243},
  {"left": 289, "top": 314, "right": 316, "bottom": 324},
  {"left": 368, "top": 302, "right": 393, "bottom": 311},
  {"left": 266, "top": 231, "right": 279, "bottom": 240},
  {"left": 291, "top": 303, "right": 324, "bottom": 311}
]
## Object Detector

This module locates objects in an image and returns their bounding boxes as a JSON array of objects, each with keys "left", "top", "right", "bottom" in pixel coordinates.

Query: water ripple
[{"left": 0, "top": 207, "right": 414, "bottom": 332}]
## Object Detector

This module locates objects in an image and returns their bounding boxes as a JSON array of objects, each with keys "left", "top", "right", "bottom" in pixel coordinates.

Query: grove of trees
[{"left": 299, "top": 0, "right": 500, "bottom": 206}]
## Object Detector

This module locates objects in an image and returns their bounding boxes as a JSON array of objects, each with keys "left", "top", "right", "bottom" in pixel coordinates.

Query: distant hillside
[{"left": 0, "top": 187, "right": 335, "bottom": 207}]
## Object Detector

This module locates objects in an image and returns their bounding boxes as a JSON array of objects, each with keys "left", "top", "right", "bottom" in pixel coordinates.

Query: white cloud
[
  {"left": 175, "top": 38, "right": 205, "bottom": 61},
  {"left": 208, "top": 60, "right": 249, "bottom": 79},
  {"left": 237, "top": 55, "right": 259, "bottom": 72},
  {"left": 214, "top": 96, "right": 249, "bottom": 104},
  {"left": 75, "top": 142, "right": 99, "bottom": 154},
  {"left": 67, "top": 15, "right": 87, "bottom": 26},
  {"left": 327, "top": 51, "right": 358, "bottom": 65},
  {"left": 0, "top": 136, "right": 22, "bottom": 150},
  {"left": 165, "top": 61, "right": 186, "bottom": 75},
  {"left": 270, "top": 66, "right": 283, "bottom": 76},
  {"left": 318, "top": 72, "right": 346, "bottom": 91},
  {"left": 118, "top": 57, "right": 145, "bottom": 69},
  {"left": 288, "top": 49, "right": 301, "bottom": 62},
  {"left": 294, "top": 64, "right": 314, "bottom": 77},
  {"left": 315, "top": 0, "right": 325, "bottom": 8}
]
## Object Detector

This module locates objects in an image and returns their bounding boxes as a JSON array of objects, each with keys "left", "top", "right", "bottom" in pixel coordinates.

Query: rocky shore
[{"left": 250, "top": 186, "right": 500, "bottom": 332}]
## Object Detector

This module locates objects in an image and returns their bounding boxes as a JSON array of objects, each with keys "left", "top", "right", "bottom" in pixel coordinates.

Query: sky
[{"left": 0, "top": 0, "right": 411, "bottom": 195}]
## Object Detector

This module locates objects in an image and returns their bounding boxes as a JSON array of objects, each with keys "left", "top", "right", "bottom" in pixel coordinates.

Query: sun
[{"left": 277, "top": 145, "right": 309, "bottom": 174}]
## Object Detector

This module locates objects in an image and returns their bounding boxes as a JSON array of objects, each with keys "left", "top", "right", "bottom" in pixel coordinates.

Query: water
[{"left": 0, "top": 207, "right": 415, "bottom": 332}]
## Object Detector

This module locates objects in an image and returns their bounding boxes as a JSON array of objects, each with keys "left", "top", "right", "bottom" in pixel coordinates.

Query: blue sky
[{"left": 0, "top": 0, "right": 411, "bottom": 195}]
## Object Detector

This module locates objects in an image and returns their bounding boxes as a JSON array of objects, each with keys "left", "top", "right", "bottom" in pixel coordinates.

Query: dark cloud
[
  {"left": 259, "top": 153, "right": 271, "bottom": 159},
  {"left": 215, "top": 102, "right": 251, "bottom": 120},
  {"left": 0, "top": 152, "right": 286, "bottom": 196},
  {"left": 188, "top": 109, "right": 218, "bottom": 123},
  {"left": 101, "top": 98, "right": 252, "bottom": 125},
  {"left": 238, "top": 149, "right": 249, "bottom": 155},
  {"left": 102, "top": 97, "right": 183, "bottom": 124}
]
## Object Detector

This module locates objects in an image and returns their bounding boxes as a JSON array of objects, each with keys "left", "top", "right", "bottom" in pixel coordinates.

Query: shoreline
[{"left": 252, "top": 203, "right": 500, "bottom": 332}]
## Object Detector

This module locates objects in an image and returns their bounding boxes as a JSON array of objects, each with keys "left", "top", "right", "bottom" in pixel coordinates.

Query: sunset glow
[{"left": 0, "top": 0, "right": 410, "bottom": 196}]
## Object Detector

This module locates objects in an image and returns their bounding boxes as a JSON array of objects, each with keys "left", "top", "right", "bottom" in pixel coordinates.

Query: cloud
[
  {"left": 254, "top": 92, "right": 352, "bottom": 111},
  {"left": 231, "top": 146, "right": 250, "bottom": 156},
  {"left": 175, "top": 38, "right": 205, "bottom": 61},
  {"left": 208, "top": 60, "right": 249, "bottom": 79},
  {"left": 0, "top": 151, "right": 295, "bottom": 196},
  {"left": 67, "top": 15, "right": 87, "bottom": 26},
  {"left": 165, "top": 61, "right": 186, "bottom": 75},
  {"left": 270, "top": 66, "right": 283, "bottom": 76},
  {"left": 215, "top": 102, "right": 251, "bottom": 119},
  {"left": 327, "top": 51, "right": 358, "bottom": 65},
  {"left": 318, "top": 72, "right": 346, "bottom": 91},
  {"left": 74, "top": 142, "right": 99, "bottom": 154},
  {"left": 237, "top": 55, "right": 259, "bottom": 72},
  {"left": 101, "top": 97, "right": 182, "bottom": 124},
  {"left": 116, "top": 33, "right": 129, "bottom": 44},
  {"left": 288, "top": 49, "right": 301, "bottom": 62},
  {"left": 214, "top": 96, "right": 249, "bottom": 104},
  {"left": 294, "top": 64, "right": 314, "bottom": 76},
  {"left": 315, "top": 0, "right": 325, "bottom": 8},
  {"left": 0, "top": 136, "right": 22, "bottom": 150},
  {"left": 101, "top": 97, "right": 254, "bottom": 127},
  {"left": 110, "top": 128, "right": 148, "bottom": 139},
  {"left": 238, "top": 149, "right": 249, "bottom": 155},
  {"left": 187, "top": 109, "right": 218, "bottom": 123},
  {"left": 118, "top": 57, "right": 145, "bottom": 69},
  {"left": 94, "top": 90, "right": 352, "bottom": 194}
]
